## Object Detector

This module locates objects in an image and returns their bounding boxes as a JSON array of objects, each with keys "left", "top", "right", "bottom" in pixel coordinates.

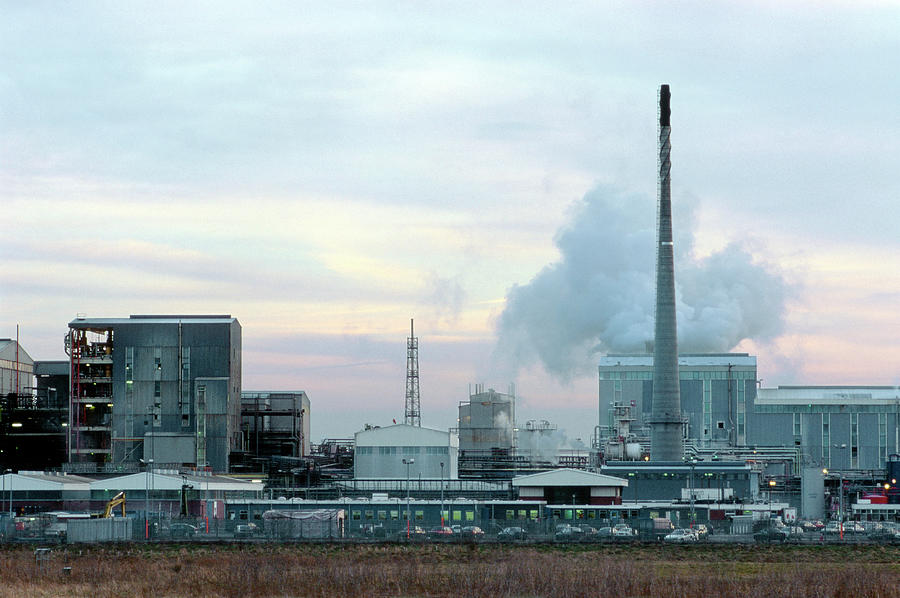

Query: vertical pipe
[{"left": 650, "top": 84, "right": 683, "bottom": 461}]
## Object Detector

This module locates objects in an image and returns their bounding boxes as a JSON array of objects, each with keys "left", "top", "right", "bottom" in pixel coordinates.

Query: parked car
[
  {"left": 753, "top": 527, "right": 790, "bottom": 543},
  {"left": 596, "top": 526, "right": 613, "bottom": 538},
  {"left": 664, "top": 528, "right": 698, "bottom": 544},
  {"left": 497, "top": 526, "right": 527, "bottom": 542},
  {"left": 427, "top": 526, "right": 454, "bottom": 540},
  {"left": 169, "top": 523, "right": 198, "bottom": 538},
  {"left": 396, "top": 526, "right": 427, "bottom": 541},
  {"left": 234, "top": 523, "right": 258, "bottom": 538},
  {"left": 554, "top": 524, "right": 585, "bottom": 542},
  {"left": 459, "top": 526, "right": 485, "bottom": 540},
  {"left": 612, "top": 524, "right": 635, "bottom": 538}
]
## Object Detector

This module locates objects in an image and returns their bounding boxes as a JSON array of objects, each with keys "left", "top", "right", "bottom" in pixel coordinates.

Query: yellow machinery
[{"left": 93, "top": 492, "right": 126, "bottom": 518}]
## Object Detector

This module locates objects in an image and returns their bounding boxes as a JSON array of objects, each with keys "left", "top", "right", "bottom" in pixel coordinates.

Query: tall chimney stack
[{"left": 650, "top": 84, "right": 683, "bottom": 461}]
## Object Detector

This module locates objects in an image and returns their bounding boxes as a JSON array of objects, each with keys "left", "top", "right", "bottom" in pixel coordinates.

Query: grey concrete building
[
  {"left": 752, "top": 386, "right": 900, "bottom": 471},
  {"left": 598, "top": 353, "right": 757, "bottom": 451},
  {"left": 67, "top": 315, "right": 241, "bottom": 472}
]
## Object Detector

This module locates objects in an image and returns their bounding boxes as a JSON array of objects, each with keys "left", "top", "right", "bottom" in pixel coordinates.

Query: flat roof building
[
  {"left": 67, "top": 315, "right": 241, "bottom": 473},
  {"left": 753, "top": 386, "right": 900, "bottom": 470},
  {"left": 598, "top": 353, "right": 757, "bottom": 451}
]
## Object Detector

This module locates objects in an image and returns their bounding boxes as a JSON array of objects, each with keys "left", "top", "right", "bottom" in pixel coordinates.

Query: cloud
[{"left": 495, "top": 185, "right": 794, "bottom": 380}]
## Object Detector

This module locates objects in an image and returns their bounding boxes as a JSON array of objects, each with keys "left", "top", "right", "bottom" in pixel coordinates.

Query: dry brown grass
[{"left": 0, "top": 543, "right": 897, "bottom": 598}]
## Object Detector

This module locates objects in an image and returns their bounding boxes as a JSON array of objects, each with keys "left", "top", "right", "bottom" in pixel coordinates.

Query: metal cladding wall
[
  {"left": 650, "top": 84, "right": 683, "bottom": 462},
  {"left": 67, "top": 517, "right": 134, "bottom": 543},
  {"left": 70, "top": 316, "right": 241, "bottom": 472}
]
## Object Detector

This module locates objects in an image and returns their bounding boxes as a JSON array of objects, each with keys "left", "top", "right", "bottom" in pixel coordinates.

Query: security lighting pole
[
  {"left": 439, "top": 462, "right": 445, "bottom": 527},
  {"left": 403, "top": 458, "right": 414, "bottom": 538}
]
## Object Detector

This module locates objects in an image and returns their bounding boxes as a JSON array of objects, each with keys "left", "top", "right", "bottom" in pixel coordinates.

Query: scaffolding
[{"left": 66, "top": 327, "right": 114, "bottom": 465}]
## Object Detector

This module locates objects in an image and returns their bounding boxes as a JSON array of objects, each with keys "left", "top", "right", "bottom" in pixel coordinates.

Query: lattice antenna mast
[{"left": 404, "top": 318, "right": 421, "bottom": 426}]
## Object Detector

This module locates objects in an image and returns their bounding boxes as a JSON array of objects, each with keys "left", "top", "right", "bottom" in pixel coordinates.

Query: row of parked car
[{"left": 752, "top": 519, "right": 900, "bottom": 543}]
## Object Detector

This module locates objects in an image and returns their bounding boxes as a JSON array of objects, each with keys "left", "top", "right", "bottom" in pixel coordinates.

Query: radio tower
[{"left": 405, "top": 318, "right": 421, "bottom": 426}]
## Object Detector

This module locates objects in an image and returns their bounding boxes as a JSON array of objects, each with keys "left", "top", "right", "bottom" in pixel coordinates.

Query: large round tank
[
  {"left": 625, "top": 442, "right": 642, "bottom": 460},
  {"left": 605, "top": 441, "right": 624, "bottom": 460}
]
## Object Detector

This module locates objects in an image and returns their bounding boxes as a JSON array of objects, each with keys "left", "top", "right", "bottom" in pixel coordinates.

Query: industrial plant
[{"left": 1, "top": 86, "right": 898, "bottom": 544}]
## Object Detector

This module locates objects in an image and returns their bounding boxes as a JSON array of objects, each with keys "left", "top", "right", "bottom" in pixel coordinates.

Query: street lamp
[
  {"left": 831, "top": 443, "right": 848, "bottom": 540},
  {"left": 402, "top": 458, "right": 414, "bottom": 538},
  {"left": 768, "top": 479, "right": 776, "bottom": 537},
  {"left": 439, "top": 462, "right": 445, "bottom": 527}
]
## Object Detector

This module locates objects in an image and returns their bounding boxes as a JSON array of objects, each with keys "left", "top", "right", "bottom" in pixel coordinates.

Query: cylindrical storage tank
[
  {"left": 605, "top": 441, "right": 624, "bottom": 460},
  {"left": 625, "top": 442, "right": 642, "bottom": 460}
]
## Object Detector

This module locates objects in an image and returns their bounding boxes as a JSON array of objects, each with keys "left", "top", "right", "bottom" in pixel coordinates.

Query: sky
[{"left": 2, "top": 2, "right": 899, "bottom": 444}]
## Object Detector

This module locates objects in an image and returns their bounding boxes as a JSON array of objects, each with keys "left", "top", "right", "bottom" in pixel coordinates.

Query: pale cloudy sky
[{"left": 2, "top": 2, "right": 899, "bottom": 442}]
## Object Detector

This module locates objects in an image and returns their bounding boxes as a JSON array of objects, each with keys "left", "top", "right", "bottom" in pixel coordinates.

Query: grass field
[{"left": 1, "top": 543, "right": 897, "bottom": 597}]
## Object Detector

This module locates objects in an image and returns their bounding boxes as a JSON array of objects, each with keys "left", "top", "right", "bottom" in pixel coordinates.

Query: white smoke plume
[{"left": 495, "top": 185, "right": 790, "bottom": 380}]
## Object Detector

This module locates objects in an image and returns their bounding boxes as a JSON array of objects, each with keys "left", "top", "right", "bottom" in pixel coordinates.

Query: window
[
  {"left": 822, "top": 414, "right": 830, "bottom": 467},
  {"left": 506, "top": 510, "right": 514, "bottom": 520},
  {"left": 793, "top": 413, "right": 802, "bottom": 437},
  {"left": 465, "top": 511, "right": 474, "bottom": 522},
  {"left": 352, "top": 511, "right": 360, "bottom": 520}
]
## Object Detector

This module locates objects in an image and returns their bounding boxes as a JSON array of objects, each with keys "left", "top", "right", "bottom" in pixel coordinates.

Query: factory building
[
  {"left": 752, "top": 386, "right": 900, "bottom": 470},
  {"left": 601, "top": 460, "right": 758, "bottom": 503},
  {"left": 66, "top": 315, "right": 241, "bottom": 473},
  {"left": 0, "top": 361, "right": 69, "bottom": 470},
  {"left": 598, "top": 353, "right": 757, "bottom": 452},
  {"left": 240, "top": 391, "right": 311, "bottom": 458},
  {"left": 0, "top": 338, "right": 33, "bottom": 397},
  {"left": 354, "top": 424, "right": 458, "bottom": 480}
]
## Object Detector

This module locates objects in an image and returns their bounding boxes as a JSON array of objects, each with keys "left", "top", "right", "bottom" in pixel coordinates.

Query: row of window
[
  {"left": 599, "top": 370, "right": 756, "bottom": 381},
  {"left": 351, "top": 509, "right": 475, "bottom": 522},
  {"left": 356, "top": 446, "right": 450, "bottom": 455}
]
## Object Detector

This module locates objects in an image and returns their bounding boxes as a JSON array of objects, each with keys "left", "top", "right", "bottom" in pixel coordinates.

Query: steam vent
[{"left": 650, "top": 84, "right": 683, "bottom": 461}]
